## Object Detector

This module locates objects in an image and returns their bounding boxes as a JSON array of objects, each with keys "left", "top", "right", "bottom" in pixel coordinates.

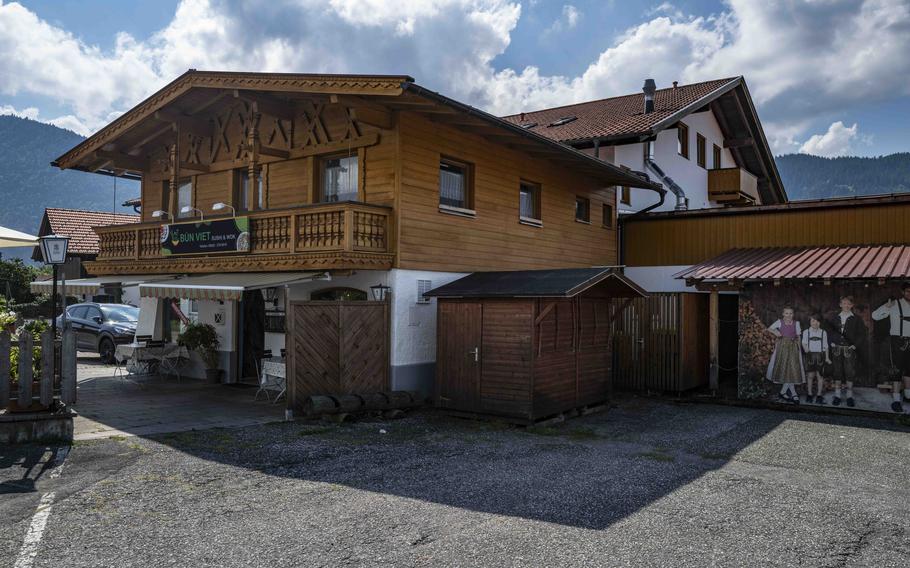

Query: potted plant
[{"left": 178, "top": 322, "right": 221, "bottom": 382}]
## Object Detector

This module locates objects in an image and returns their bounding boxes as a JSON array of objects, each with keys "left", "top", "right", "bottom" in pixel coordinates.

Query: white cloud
[
  {"left": 798, "top": 121, "right": 859, "bottom": 157},
  {"left": 0, "top": 104, "right": 39, "bottom": 120},
  {"left": 0, "top": 0, "right": 907, "bottom": 154},
  {"left": 545, "top": 5, "right": 581, "bottom": 35}
]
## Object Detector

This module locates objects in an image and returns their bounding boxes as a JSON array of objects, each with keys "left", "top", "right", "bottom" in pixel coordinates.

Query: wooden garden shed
[{"left": 427, "top": 268, "right": 647, "bottom": 423}]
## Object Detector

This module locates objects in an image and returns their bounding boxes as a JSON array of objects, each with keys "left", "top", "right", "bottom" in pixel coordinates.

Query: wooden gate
[
  {"left": 288, "top": 301, "right": 389, "bottom": 407},
  {"left": 611, "top": 293, "right": 708, "bottom": 393}
]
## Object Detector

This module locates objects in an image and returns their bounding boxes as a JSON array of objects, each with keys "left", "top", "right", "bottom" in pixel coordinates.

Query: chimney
[
  {"left": 642, "top": 79, "right": 656, "bottom": 114},
  {"left": 672, "top": 81, "right": 678, "bottom": 89}
]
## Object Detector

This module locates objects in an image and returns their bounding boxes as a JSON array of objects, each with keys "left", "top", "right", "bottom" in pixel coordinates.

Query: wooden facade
[
  {"left": 52, "top": 71, "right": 654, "bottom": 277},
  {"left": 623, "top": 195, "right": 910, "bottom": 267}
]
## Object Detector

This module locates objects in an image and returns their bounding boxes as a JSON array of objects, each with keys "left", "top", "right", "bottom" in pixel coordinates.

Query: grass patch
[{"left": 108, "top": 435, "right": 127, "bottom": 442}]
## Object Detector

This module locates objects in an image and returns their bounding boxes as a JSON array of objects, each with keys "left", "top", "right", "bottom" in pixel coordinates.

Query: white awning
[
  {"left": 0, "top": 225, "right": 38, "bottom": 248},
  {"left": 30, "top": 274, "right": 176, "bottom": 295},
  {"left": 138, "top": 272, "right": 326, "bottom": 301}
]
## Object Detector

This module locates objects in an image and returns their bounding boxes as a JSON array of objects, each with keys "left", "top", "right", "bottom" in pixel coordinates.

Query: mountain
[
  {"left": 776, "top": 152, "right": 910, "bottom": 201},
  {"left": 0, "top": 115, "right": 139, "bottom": 260}
]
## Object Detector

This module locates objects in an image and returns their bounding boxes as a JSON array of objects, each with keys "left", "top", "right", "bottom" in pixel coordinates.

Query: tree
[{"left": 0, "top": 257, "right": 39, "bottom": 304}]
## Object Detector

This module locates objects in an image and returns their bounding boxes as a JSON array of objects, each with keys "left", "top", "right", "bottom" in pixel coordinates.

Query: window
[
  {"left": 677, "top": 122, "right": 689, "bottom": 159},
  {"left": 177, "top": 180, "right": 193, "bottom": 218},
  {"left": 439, "top": 158, "right": 473, "bottom": 212},
  {"left": 417, "top": 280, "right": 432, "bottom": 304},
  {"left": 85, "top": 306, "right": 102, "bottom": 323},
  {"left": 620, "top": 185, "right": 631, "bottom": 206},
  {"left": 696, "top": 133, "right": 706, "bottom": 168},
  {"left": 238, "top": 169, "right": 264, "bottom": 211},
  {"left": 713, "top": 144, "right": 722, "bottom": 169},
  {"left": 320, "top": 154, "right": 359, "bottom": 203},
  {"left": 69, "top": 306, "right": 88, "bottom": 320},
  {"left": 519, "top": 180, "right": 541, "bottom": 224},
  {"left": 575, "top": 196, "right": 590, "bottom": 223},
  {"left": 603, "top": 203, "right": 614, "bottom": 229},
  {"left": 548, "top": 115, "right": 577, "bottom": 127}
]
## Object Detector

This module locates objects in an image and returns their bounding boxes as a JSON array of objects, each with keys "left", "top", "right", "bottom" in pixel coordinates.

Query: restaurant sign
[{"left": 160, "top": 217, "right": 251, "bottom": 256}]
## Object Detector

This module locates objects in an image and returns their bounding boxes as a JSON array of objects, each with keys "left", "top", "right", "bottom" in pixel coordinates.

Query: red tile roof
[
  {"left": 501, "top": 78, "right": 737, "bottom": 144},
  {"left": 43, "top": 208, "right": 139, "bottom": 255},
  {"left": 675, "top": 246, "right": 910, "bottom": 282}
]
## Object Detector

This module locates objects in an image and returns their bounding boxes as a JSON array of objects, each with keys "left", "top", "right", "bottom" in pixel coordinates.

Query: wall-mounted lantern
[{"left": 370, "top": 283, "right": 391, "bottom": 302}]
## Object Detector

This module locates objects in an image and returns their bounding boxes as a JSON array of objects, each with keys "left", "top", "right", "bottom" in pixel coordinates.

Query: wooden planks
[
  {"left": 479, "top": 300, "right": 533, "bottom": 417},
  {"left": 436, "top": 300, "right": 483, "bottom": 411}
]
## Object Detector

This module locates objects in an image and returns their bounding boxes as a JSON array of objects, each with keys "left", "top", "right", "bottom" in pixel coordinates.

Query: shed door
[{"left": 437, "top": 302, "right": 482, "bottom": 409}]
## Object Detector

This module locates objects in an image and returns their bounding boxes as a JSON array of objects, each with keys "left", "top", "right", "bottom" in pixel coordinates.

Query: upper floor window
[
  {"left": 519, "top": 180, "right": 541, "bottom": 224},
  {"left": 620, "top": 186, "right": 631, "bottom": 206},
  {"left": 713, "top": 144, "right": 722, "bottom": 169},
  {"left": 439, "top": 157, "right": 474, "bottom": 213},
  {"left": 696, "top": 133, "right": 706, "bottom": 168},
  {"left": 575, "top": 196, "right": 590, "bottom": 223},
  {"left": 238, "top": 169, "right": 264, "bottom": 211},
  {"left": 320, "top": 154, "right": 359, "bottom": 203},
  {"left": 677, "top": 122, "right": 689, "bottom": 159},
  {"left": 603, "top": 203, "right": 614, "bottom": 229},
  {"left": 177, "top": 180, "right": 193, "bottom": 218}
]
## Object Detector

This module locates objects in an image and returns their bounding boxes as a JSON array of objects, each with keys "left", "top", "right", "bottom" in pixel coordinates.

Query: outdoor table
[
  {"left": 115, "top": 342, "right": 160, "bottom": 376},
  {"left": 260, "top": 357, "right": 287, "bottom": 403}
]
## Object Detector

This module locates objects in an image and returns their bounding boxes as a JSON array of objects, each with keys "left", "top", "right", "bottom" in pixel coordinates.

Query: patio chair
[{"left": 254, "top": 350, "right": 274, "bottom": 401}]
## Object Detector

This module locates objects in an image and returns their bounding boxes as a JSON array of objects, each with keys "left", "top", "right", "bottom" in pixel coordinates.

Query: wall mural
[{"left": 738, "top": 282, "right": 910, "bottom": 414}]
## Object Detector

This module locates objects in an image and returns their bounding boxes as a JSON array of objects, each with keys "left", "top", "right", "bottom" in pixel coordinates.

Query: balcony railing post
[
  {"left": 343, "top": 208, "right": 354, "bottom": 252},
  {"left": 134, "top": 227, "right": 140, "bottom": 260},
  {"left": 290, "top": 214, "right": 298, "bottom": 253}
]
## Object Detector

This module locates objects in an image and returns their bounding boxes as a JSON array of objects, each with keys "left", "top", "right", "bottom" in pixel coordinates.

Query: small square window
[
  {"left": 677, "top": 122, "right": 689, "bottom": 159},
  {"left": 603, "top": 203, "right": 614, "bottom": 229},
  {"left": 696, "top": 133, "right": 706, "bottom": 169},
  {"left": 439, "top": 157, "right": 473, "bottom": 212},
  {"left": 575, "top": 196, "right": 590, "bottom": 223},
  {"left": 519, "top": 180, "right": 541, "bottom": 223}
]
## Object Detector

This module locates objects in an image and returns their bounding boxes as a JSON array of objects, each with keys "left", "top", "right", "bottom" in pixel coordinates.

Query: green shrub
[
  {"left": 9, "top": 343, "right": 42, "bottom": 381},
  {"left": 178, "top": 322, "right": 220, "bottom": 369}
]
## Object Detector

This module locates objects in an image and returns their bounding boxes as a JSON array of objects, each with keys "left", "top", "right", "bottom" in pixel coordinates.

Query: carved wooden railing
[{"left": 95, "top": 202, "right": 392, "bottom": 261}]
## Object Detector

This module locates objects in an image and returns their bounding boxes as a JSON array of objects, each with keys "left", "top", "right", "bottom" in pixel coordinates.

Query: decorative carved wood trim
[{"left": 55, "top": 71, "right": 409, "bottom": 169}]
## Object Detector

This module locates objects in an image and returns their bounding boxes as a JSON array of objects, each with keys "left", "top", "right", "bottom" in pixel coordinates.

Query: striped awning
[
  {"left": 675, "top": 245, "right": 910, "bottom": 282},
  {"left": 30, "top": 275, "right": 174, "bottom": 295},
  {"left": 138, "top": 272, "right": 324, "bottom": 301}
]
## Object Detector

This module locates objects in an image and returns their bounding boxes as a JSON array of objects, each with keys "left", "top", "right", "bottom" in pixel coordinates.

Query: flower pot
[{"left": 204, "top": 368, "right": 223, "bottom": 383}]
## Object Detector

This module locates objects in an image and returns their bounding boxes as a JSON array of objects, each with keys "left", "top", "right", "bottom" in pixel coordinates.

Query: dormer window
[{"left": 548, "top": 116, "right": 577, "bottom": 127}]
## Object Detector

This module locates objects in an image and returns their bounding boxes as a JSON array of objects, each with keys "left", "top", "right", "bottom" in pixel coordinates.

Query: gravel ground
[{"left": 2, "top": 397, "right": 910, "bottom": 567}]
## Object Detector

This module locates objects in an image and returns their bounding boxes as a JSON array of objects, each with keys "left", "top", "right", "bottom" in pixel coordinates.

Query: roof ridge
[
  {"left": 502, "top": 77, "right": 739, "bottom": 118},
  {"left": 47, "top": 207, "right": 138, "bottom": 215}
]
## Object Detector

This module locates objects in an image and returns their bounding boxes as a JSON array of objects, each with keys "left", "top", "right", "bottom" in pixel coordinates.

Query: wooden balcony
[
  {"left": 89, "top": 202, "right": 394, "bottom": 275},
  {"left": 708, "top": 167, "right": 759, "bottom": 204}
]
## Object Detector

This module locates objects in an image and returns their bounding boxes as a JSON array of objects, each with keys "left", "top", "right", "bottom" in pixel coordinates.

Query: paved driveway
[
  {"left": 73, "top": 354, "right": 285, "bottom": 440},
  {"left": 3, "top": 398, "right": 910, "bottom": 567}
]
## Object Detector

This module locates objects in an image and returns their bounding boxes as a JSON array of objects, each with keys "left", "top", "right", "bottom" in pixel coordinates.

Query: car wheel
[{"left": 99, "top": 338, "right": 115, "bottom": 364}]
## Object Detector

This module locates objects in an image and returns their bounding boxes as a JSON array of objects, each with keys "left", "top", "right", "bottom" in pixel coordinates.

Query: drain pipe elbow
[{"left": 645, "top": 157, "right": 687, "bottom": 211}]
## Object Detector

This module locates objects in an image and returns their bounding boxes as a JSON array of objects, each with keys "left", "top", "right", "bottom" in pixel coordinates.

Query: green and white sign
[{"left": 160, "top": 217, "right": 250, "bottom": 256}]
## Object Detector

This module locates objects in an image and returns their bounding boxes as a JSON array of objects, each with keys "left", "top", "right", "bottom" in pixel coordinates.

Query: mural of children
[
  {"left": 871, "top": 282, "right": 910, "bottom": 413},
  {"left": 766, "top": 307, "right": 805, "bottom": 403},
  {"left": 801, "top": 314, "right": 830, "bottom": 404},
  {"left": 828, "top": 295, "right": 866, "bottom": 407}
]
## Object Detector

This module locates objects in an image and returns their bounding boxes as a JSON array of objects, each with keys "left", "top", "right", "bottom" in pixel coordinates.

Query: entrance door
[
  {"left": 612, "top": 293, "right": 681, "bottom": 392},
  {"left": 436, "top": 301, "right": 482, "bottom": 410}
]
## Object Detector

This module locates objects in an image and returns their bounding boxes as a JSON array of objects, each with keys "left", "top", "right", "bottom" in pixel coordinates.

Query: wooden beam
[
  {"left": 259, "top": 145, "right": 290, "bottom": 159},
  {"left": 723, "top": 137, "right": 754, "bottom": 148},
  {"left": 94, "top": 150, "right": 147, "bottom": 172},
  {"left": 127, "top": 124, "right": 172, "bottom": 153},
  {"left": 233, "top": 90, "right": 295, "bottom": 121},
  {"left": 154, "top": 110, "right": 212, "bottom": 139},
  {"left": 178, "top": 161, "right": 209, "bottom": 174}
]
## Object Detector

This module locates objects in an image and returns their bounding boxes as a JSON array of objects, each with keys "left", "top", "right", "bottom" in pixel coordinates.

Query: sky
[{"left": 1, "top": 0, "right": 908, "bottom": 157}]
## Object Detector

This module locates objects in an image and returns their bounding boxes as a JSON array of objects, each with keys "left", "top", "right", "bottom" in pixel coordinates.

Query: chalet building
[
  {"left": 29, "top": 208, "right": 140, "bottom": 303},
  {"left": 502, "top": 77, "right": 786, "bottom": 213},
  {"left": 50, "top": 70, "right": 658, "bottom": 406}
]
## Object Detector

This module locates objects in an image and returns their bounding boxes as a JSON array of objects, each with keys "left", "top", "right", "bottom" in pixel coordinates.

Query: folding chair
[{"left": 254, "top": 350, "right": 274, "bottom": 401}]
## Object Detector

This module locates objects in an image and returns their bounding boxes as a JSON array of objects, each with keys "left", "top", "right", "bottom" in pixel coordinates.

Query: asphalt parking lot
[{"left": 2, "top": 397, "right": 910, "bottom": 567}]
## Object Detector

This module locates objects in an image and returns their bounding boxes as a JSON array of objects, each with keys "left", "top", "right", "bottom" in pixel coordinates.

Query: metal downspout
[{"left": 644, "top": 157, "right": 688, "bottom": 211}]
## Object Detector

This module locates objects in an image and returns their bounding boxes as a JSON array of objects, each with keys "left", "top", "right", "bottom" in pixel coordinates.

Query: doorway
[{"left": 436, "top": 301, "right": 482, "bottom": 408}]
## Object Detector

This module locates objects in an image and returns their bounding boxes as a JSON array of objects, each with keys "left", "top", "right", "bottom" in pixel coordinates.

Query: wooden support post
[
  {"left": 61, "top": 328, "right": 77, "bottom": 404},
  {"left": 708, "top": 289, "right": 719, "bottom": 392},
  {"left": 0, "top": 331, "right": 9, "bottom": 408},
  {"left": 343, "top": 208, "right": 354, "bottom": 252},
  {"left": 40, "top": 330, "right": 54, "bottom": 407},
  {"left": 18, "top": 332, "right": 33, "bottom": 405}
]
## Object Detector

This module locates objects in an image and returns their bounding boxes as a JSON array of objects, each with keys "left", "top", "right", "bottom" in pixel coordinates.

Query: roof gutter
[{"left": 400, "top": 82, "right": 660, "bottom": 191}]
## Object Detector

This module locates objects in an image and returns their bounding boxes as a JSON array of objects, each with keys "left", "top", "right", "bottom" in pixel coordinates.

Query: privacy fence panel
[{"left": 0, "top": 328, "right": 77, "bottom": 411}]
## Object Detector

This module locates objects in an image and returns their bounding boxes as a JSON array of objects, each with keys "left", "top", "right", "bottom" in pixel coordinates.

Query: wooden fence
[{"left": 0, "top": 328, "right": 77, "bottom": 411}]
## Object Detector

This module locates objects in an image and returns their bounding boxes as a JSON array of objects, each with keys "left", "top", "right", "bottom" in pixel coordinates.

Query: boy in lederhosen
[
  {"left": 828, "top": 296, "right": 866, "bottom": 407},
  {"left": 872, "top": 282, "right": 910, "bottom": 413},
  {"left": 801, "top": 314, "right": 830, "bottom": 404}
]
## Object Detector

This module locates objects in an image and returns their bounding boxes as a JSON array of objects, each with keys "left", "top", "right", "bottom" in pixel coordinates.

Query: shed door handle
[{"left": 468, "top": 347, "right": 479, "bottom": 362}]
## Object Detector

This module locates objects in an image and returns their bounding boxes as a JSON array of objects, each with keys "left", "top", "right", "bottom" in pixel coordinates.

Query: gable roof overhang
[
  {"left": 426, "top": 267, "right": 648, "bottom": 299},
  {"left": 53, "top": 70, "right": 660, "bottom": 192}
]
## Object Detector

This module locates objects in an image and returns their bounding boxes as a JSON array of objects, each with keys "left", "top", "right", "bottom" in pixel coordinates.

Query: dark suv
[{"left": 56, "top": 303, "right": 139, "bottom": 363}]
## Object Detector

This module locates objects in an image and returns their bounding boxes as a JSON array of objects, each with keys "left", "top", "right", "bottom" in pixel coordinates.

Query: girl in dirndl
[{"left": 766, "top": 307, "right": 806, "bottom": 403}]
